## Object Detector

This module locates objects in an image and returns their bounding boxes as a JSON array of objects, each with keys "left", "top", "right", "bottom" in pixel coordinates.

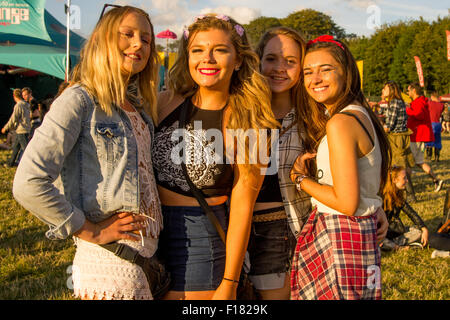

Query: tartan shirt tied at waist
[
  {"left": 384, "top": 99, "right": 408, "bottom": 133},
  {"left": 275, "top": 108, "right": 312, "bottom": 238}
]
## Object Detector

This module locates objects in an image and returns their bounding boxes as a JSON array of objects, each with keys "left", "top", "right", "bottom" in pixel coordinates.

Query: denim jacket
[{"left": 13, "top": 84, "right": 155, "bottom": 240}]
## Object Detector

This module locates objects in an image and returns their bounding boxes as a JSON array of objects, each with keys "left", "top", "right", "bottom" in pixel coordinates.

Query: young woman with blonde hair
[
  {"left": 13, "top": 6, "right": 162, "bottom": 300},
  {"left": 152, "top": 14, "right": 278, "bottom": 300}
]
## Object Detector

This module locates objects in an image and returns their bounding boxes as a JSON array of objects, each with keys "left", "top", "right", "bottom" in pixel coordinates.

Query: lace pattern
[
  {"left": 124, "top": 105, "right": 163, "bottom": 238},
  {"left": 72, "top": 237, "right": 158, "bottom": 300}
]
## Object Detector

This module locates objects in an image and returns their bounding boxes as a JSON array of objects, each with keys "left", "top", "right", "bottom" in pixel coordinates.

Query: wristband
[
  {"left": 223, "top": 277, "right": 239, "bottom": 284},
  {"left": 295, "top": 174, "right": 309, "bottom": 192}
]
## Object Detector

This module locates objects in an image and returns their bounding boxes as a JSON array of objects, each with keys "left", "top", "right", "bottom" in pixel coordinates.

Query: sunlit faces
[
  {"left": 261, "top": 35, "right": 301, "bottom": 94},
  {"left": 188, "top": 29, "right": 241, "bottom": 91},
  {"left": 118, "top": 12, "right": 152, "bottom": 76},
  {"left": 303, "top": 49, "right": 345, "bottom": 109},
  {"left": 393, "top": 169, "right": 408, "bottom": 190}
]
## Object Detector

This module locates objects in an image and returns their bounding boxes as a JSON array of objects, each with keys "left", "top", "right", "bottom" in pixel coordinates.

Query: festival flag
[
  {"left": 357, "top": 60, "right": 363, "bottom": 89},
  {"left": 446, "top": 30, "right": 450, "bottom": 61},
  {"left": 414, "top": 56, "right": 425, "bottom": 87}
]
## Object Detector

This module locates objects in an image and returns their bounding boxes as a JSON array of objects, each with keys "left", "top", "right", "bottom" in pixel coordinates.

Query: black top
[
  {"left": 255, "top": 119, "right": 283, "bottom": 203},
  {"left": 385, "top": 202, "right": 426, "bottom": 239},
  {"left": 152, "top": 98, "right": 234, "bottom": 198}
]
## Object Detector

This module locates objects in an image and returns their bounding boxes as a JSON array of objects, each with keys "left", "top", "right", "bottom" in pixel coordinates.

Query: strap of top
[{"left": 339, "top": 111, "right": 374, "bottom": 147}]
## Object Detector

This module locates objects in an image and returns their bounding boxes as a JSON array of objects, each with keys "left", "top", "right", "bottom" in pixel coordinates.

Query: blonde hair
[
  {"left": 169, "top": 14, "right": 279, "bottom": 176},
  {"left": 71, "top": 6, "right": 159, "bottom": 122}
]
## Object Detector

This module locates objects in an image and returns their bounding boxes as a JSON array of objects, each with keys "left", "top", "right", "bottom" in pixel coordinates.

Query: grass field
[{"left": 0, "top": 134, "right": 448, "bottom": 300}]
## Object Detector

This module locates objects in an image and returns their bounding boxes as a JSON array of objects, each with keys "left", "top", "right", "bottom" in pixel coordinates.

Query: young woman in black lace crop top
[{"left": 152, "top": 14, "right": 278, "bottom": 300}]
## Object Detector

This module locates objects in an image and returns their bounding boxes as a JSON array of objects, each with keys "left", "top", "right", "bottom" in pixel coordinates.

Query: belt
[{"left": 253, "top": 207, "right": 287, "bottom": 222}]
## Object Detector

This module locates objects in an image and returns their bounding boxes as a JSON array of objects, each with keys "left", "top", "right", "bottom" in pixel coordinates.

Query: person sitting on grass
[{"left": 382, "top": 165, "right": 450, "bottom": 253}]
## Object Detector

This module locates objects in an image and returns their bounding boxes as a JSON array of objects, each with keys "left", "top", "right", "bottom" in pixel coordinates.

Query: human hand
[
  {"left": 211, "top": 280, "right": 237, "bottom": 300},
  {"left": 74, "top": 212, "right": 147, "bottom": 244},
  {"left": 1, "top": 128, "right": 6, "bottom": 134},
  {"left": 421, "top": 227, "right": 429, "bottom": 247},
  {"left": 290, "top": 152, "right": 317, "bottom": 183},
  {"left": 376, "top": 207, "right": 388, "bottom": 245}
]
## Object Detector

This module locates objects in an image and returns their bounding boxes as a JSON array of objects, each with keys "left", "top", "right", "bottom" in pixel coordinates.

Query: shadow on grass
[{"left": 0, "top": 262, "right": 76, "bottom": 300}]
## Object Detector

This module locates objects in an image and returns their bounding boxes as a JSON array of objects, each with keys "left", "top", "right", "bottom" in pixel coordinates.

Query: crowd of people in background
[{"left": 0, "top": 4, "right": 448, "bottom": 301}]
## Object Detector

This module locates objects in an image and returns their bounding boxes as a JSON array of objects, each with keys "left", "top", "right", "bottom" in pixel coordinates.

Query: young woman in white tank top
[{"left": 289, "top": 35, "right": 391, "bottom": 300}]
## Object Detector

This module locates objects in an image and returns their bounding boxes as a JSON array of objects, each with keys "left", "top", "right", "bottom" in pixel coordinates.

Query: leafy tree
[
  {"left": 244, "top": 17, "right": 281, "bottom": 48},
  {"left": 281, "top": 9, "right": 347, "bottom": 40}
]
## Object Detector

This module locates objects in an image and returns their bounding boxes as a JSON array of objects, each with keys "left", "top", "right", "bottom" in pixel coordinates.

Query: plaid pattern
[
  {"left": 277, "top": 109, "right": 312, "bottom": 237},
  {"left": 384, "top": 99, "right": 408, "bottom": 133},
  {"left": 291, "top": 208, "right": 381, "bottom": 300}
]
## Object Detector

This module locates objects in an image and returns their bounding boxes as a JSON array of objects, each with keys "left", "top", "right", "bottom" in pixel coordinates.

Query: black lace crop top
[{"left": 152, "top": 98, "right": 234, "bottom": 198}]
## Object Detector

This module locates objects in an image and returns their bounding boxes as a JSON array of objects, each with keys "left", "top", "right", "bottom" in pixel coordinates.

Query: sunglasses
[{"left": 98, "top": 3, "right": 122, "bottom": 22}]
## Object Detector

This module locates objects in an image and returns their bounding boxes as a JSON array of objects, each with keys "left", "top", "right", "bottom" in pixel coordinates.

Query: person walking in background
[
  {"left": 13, "top": 6, "right": 162, "bottom": 300},
  {"left": 22, "top": 87, "right": 41, "bottom": 139},
  {"left": 290, "top": 35, "right": 390, "bottom": 300},
  {"left": 442, "top": 102, "right": 450, "bottom": 134},
  {"left": 425, "top": 92, "right": 445, "bottom": 162},
  {"left": 406, "top": 83, "right": 443, "bottom": 192},
  {"left": 1, "top": 88, "right": 30, "bottom": 167},
  {"left": 248, "top": 27, "right": 313, "bottom": 300},
  {"left": 21, "top": 87, "right": 36, "bottom": 108},
  {"left": 153, "top": 14, "right": 278, "bottom": 300},
  {"left": 381, "top": 81, "right": 416, "bottom": 202}
]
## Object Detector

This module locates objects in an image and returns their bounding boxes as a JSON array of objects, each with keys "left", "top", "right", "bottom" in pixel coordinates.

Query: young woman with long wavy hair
[
  {"left": 152, "top": 14, "right": 278, "bottom": 300},
  {"left": 290, "top": 35, "right": 390, "bottom": 300},
  {"left": 13, "top": 6, "right": 162, "bottom": 300}
]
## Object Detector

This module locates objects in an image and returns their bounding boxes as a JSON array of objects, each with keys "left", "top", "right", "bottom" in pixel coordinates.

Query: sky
[{"left": 46, "top": 0, "right": 449, "bottom": 44}]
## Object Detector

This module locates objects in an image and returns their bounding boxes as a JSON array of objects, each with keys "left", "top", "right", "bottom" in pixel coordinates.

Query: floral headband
[
  {"left": 183, "top": 14, "right": 245, "bottom": 40},
  {"left": 307, "top": 35, "right": 345, "bottom": 51}
]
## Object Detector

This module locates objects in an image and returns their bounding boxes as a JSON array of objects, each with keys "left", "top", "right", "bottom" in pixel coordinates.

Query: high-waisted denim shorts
[{"left": 157, "top": 204, "right": 228, "bottom": 291}]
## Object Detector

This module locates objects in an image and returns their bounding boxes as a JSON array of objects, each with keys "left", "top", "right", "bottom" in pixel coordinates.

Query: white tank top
[{"left": 310, "top": 105, "right": 382, "bottom": 216}]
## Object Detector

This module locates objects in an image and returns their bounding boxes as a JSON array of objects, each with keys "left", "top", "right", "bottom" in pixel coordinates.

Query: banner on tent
[{"left": 0, "top": 0, "right": 51, "bottom": 42}]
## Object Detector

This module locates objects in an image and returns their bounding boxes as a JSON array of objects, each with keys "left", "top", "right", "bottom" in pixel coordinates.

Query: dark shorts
[
  {"left": 157, "top": 204, "right": 228, "bottom": 291},
  {"left": 247, "top": 207, "right": 297, "bottom": 276}
]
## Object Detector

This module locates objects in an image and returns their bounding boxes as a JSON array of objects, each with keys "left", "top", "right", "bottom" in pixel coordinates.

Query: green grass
[{"left": 0, "top": 135, "right": 448, "bottom": 300}]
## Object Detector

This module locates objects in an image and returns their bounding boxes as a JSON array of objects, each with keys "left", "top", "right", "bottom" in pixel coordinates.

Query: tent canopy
[{"left": 0, "top": 0, "right": 86, "bottom": 80}]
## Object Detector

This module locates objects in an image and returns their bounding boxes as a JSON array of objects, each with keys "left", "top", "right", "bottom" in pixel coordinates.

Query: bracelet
[
  {"left": 223, "top": 277, "right": 239, "bottom": 284},
  {"left": 295, "top": 174, "right": 309, "bottom": 192}
]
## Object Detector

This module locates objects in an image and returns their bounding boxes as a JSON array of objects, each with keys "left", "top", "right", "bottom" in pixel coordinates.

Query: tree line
[
  {"left": 244, "top": 9, "right": 450, "bottom": 97},
  {"left": 159, "top": 9, "right": 450, "bottom": 97}
]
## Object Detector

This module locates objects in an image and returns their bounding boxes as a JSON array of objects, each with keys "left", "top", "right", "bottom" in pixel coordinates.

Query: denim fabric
[
  {"left": 13, "top": 84, "right": 155, "bottom": 240},
  {"left": 7, "top": 133, "right": 28, "bottom": 167},
  {"left": 248, "top": 217, "right": 297, "bottom": 276},
  {"left": 157, "top": 204, "right": 228, "bottom": 291}
]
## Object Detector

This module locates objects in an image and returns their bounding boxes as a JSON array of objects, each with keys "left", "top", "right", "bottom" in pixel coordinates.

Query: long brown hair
[
  {"left": 384, "top": 80, "right": 404, "bottom": 103},
  {"left": 383, "top": 166, "right": 406, "bottom": 211},
  {"left": 255, "top": 27, "right": 321, "bottom": 153},
  {"left": 304, "top": 38, "right": 391, "bottom": 192},
  {"left": 71, "top": 6, "right": 159, "bottom": 122}
]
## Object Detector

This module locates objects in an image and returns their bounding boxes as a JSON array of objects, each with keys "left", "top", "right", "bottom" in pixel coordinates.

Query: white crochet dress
[{"left": 72, "top": 105, "right": 162, "bottom": 300}]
